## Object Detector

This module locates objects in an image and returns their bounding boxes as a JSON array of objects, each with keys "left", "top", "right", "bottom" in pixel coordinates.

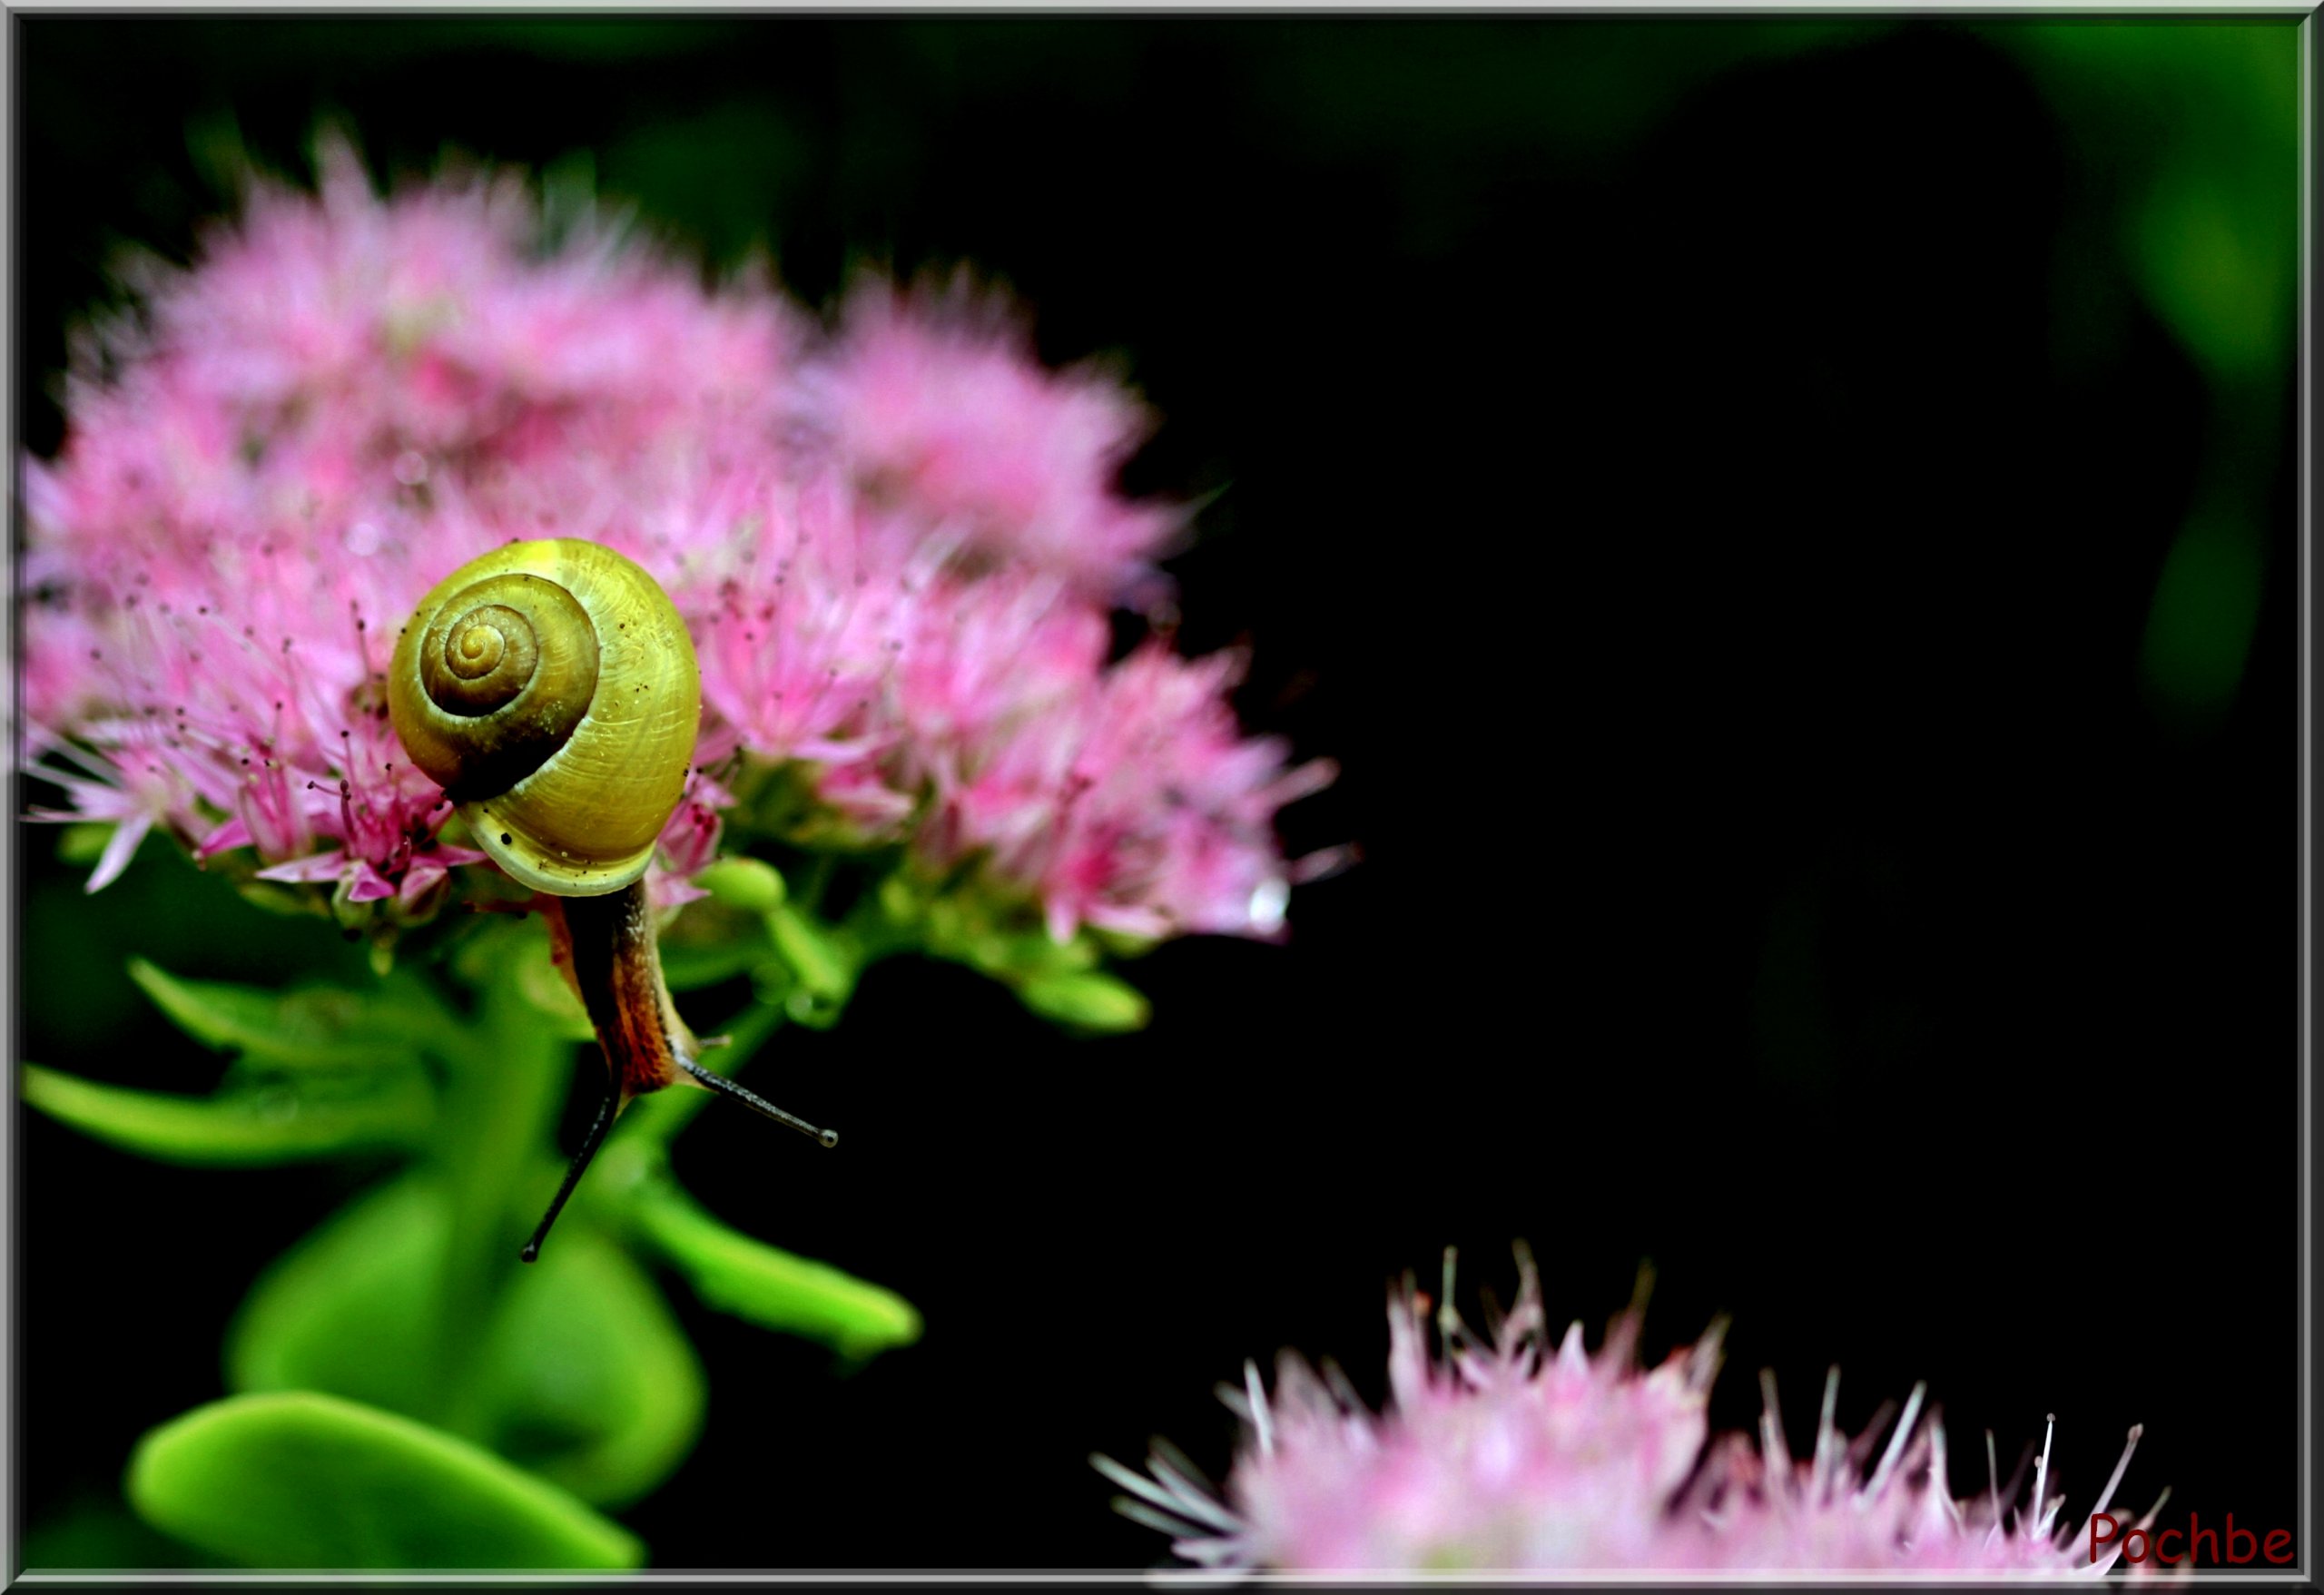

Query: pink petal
[
  {"left": 345, "top": 862, "right": 396, "bottom": 902},
  {"left": 254, "top": 849, "right": 350, "bottom": 883},
  {"left": 87, "top": 814, "right": 154, "bottom": 892},
  {"left": 194, "top": 815, "right": 253, "bottom": 859}
]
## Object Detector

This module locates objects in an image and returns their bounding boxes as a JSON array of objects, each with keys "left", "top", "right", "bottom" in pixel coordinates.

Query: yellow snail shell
[{"left": 389, "top": 538, "right": 700, "bottom": 897}]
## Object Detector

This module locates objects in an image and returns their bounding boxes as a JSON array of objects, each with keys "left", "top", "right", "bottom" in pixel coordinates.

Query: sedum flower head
[
  {"left": 1103, "top": 1248, "right": 2153, "bottom": 1576},
  {"left": 1678, "top": 1373, "right": 2152, "bottom": 1575},
  {"left": 810, "top": 272, "right": 1187, "bottom": 607},
  {"left": 25, "top": 137, "right": 1329, "bottom": 949}
]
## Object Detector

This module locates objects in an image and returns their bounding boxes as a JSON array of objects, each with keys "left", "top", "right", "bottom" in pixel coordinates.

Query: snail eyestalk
[
  {"left": 521, "top": 1076, "right": 618, "bottom": 1264},
  {"left": 524, "top": 878, "right": 836, "bottom": 1261},
  {"left": 678, "top": 1056, "right": 839, "bottom": 1147}
]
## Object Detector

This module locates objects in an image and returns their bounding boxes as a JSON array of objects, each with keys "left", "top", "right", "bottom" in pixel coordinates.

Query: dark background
[{"left": 16, "top": 16, "right": 2303, "bottom": 1571}]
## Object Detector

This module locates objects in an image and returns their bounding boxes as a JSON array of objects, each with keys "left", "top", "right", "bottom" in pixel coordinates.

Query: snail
[{"left": 389, "top": 538, "right": 835, "bottom": 1263}]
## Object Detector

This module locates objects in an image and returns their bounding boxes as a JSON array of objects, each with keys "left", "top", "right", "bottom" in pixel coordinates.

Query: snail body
[
  {"left": 389, "top": 538, "right": 832, "bottom": 1264},
  {"left": 389, "top": 538, "right": 700, "bottom": 898}
]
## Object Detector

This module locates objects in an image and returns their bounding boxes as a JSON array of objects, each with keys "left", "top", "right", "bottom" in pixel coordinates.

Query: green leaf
[
  {"left": 55, "top": 821, "right": 115, "bottom": 866},
  {"left": 1014, "top": 969, "right": 1150, "bottom": 1034},
  {"left": 229, "top": 1174, "right": 705, "bottom": 1510},
  {"left": 234, "top": 877, "right": 330, "bottom": 920},
  {"left": 129, "top": 959, "right": 454, "bottom": 1069},
  {"left": 921, "top": 893, "right": 1108, "bottom": 983},
  {"left": 474, "top": 1221, "right": 705, "bottom": 1508},
  {"left": 227, "top": 1176, "right": 445, "bottom": 1418},
  {"left": 1011, "top": 929, "right": 1102, "bottom": 979},
  {"left": 764, "top": 901, "right": 855, "bottom": 1001},
  {"left": 448, "top": 918, "right": 593, "bottom": 1041},
  {"left": 629, "top": 1179, "right": 921, "bottom": 1362},
  {"left": 2141, "top": 511, "right": 2264, "bottom": 714},
  {"left": 447, "top": 913, "right": 574, "bottom": 1016},
  {"left": 655, "top": 930, "right": 771, "bottom": 995},
  {"left": 125, "top": 1391, "right": 644, "bottom": 1569},
  {"left": 509, "top": 944, "right": 598, "bottom": 1043},
  {"left": 21, "top": 1491, "right": 229, "bottom": 1570},
  {"left": 21, "top": 1063, "right": 432, "bottom": 1166}
]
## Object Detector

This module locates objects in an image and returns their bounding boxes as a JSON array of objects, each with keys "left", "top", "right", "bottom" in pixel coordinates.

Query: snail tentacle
[
  {"left": 520, "top": 1074, "right": 618, "bottom": 1265},
  {"left": 678, "top": 1056, "right": 840, "bottom": 1148}
]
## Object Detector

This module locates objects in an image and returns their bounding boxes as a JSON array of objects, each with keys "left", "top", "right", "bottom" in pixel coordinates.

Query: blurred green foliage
[
  {"left": 224, "top": 1172, "right": 707, "bottom": 1508},
  {"left": 26, "top": 891, "right": 923, "bottom": 1565},
  {"left": 1998, "top": 24, "right": 2294, "bottom": 721},
  {"left": 128, "top": 1392, "right": 645, "bottom": 1568}
]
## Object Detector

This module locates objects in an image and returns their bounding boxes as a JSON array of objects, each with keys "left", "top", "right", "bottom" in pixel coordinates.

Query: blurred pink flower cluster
[
  {"left": 1102, "top": 1250, "right": 2152, "bottom": 1575},
  {"left": 24, "top": 139, "right": 1331, "bottom": 941}
]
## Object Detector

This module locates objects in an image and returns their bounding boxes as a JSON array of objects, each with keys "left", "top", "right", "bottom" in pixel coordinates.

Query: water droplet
[{"left": 1247, "top": 877, "right": 1290, "bottom": 935}]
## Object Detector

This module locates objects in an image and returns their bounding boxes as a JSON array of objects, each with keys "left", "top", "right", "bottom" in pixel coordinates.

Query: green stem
[
  {"left": 796, "top": 852, "right": 836, "bottom": 916},
  {"left": 425, "top": 927, "right": 572, "bottom": 1438}
]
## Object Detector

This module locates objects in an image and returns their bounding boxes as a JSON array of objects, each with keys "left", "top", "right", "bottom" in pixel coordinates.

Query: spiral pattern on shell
[
  {"left": 422, "top": 598, "right": 549, "bottom": 716},
  {"left": 409, "top": 573, "right": 600, "bottom": 793},
  {"left": 389, "top": 540, "right": 701, "bottom": 897}
]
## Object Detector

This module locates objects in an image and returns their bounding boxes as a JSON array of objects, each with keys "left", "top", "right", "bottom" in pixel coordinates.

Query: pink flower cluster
[
  {"left": 1101, "top": 1250, "right": 2154, "bottom": 1574},
  {"left": 23, "top": 139, "right": 1330, "bottom": 942}
]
